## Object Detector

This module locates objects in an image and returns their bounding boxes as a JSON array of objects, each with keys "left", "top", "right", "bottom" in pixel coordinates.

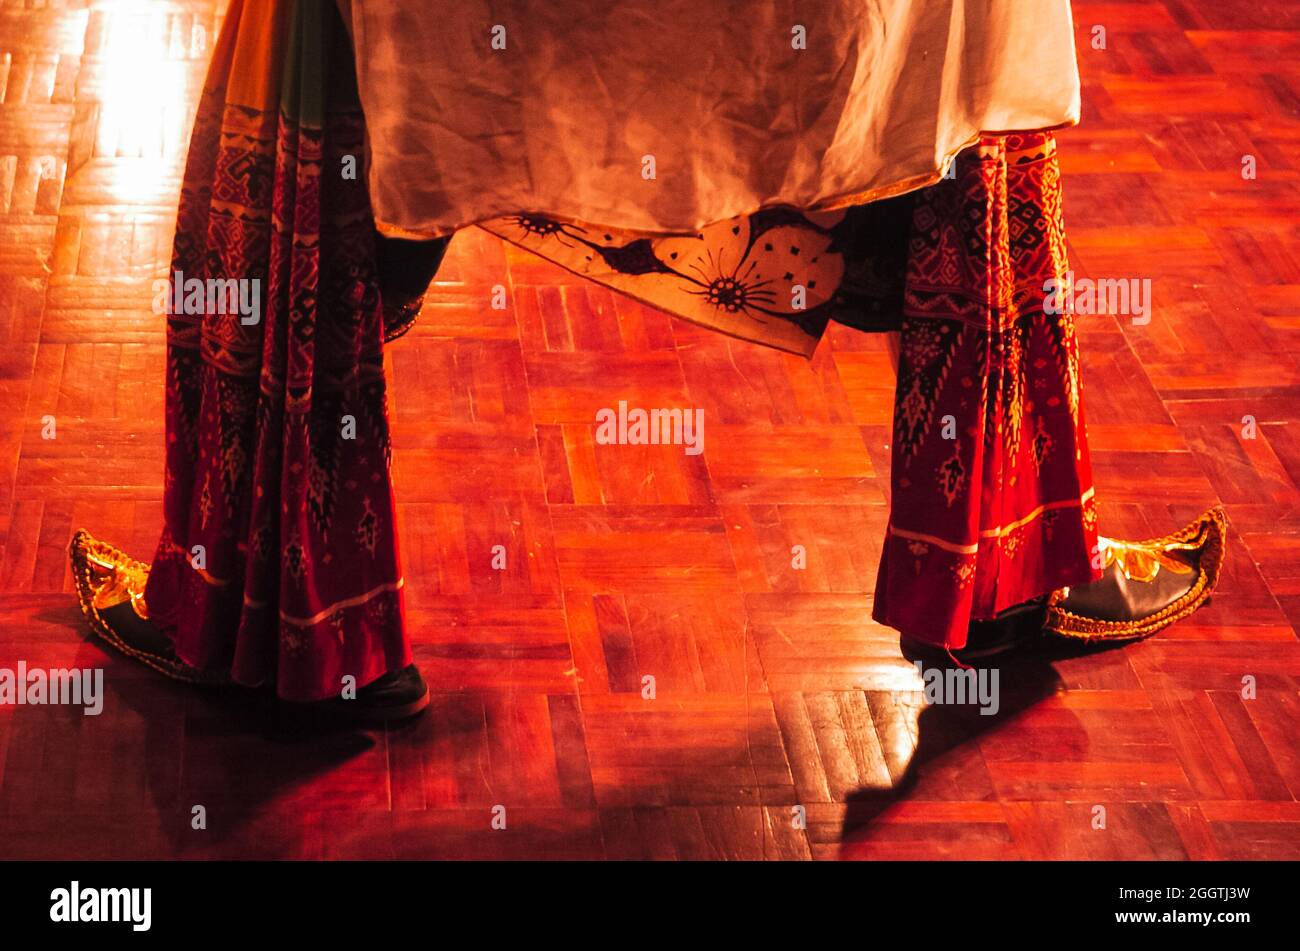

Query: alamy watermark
[
  {"left": 915, "top": 661, "right": 1000, "bottom": 716},
  {"left": 50, "top": 882, "right": 150, "bottom": 931},
  {"left": 1044, "top": 271, "right": 1152, "bottom": 325},
  {"left": 152, "top": 269, "right": 261, "bottom": 325},
  {"left": 595, "top": 400, "right": 704, "bottom": 456},
  {"left": 0, "top": 663, "right": 104, "bottom": 716}
]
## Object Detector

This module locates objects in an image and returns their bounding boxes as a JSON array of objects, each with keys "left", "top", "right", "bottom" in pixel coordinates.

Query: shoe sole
[{"left": 277, "top": 683, "right": 431, "bottom": 730}]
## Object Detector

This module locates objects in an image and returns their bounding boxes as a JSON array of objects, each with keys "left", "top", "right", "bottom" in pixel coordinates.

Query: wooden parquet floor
[{"left": 0, "top": 0, "right": 1297, "bottom": 860}]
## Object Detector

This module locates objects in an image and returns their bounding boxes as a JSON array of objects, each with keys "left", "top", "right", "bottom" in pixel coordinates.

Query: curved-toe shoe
[
  {"left": 69, "top": 529, "right": 226, "bottom": 684},
  {"left": 1044, "top": 507, "right": 1228, "bottom": 644}
]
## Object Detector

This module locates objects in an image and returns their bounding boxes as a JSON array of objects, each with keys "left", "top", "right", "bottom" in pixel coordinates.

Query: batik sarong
[
  {"left": 875, "top": 135, "right": 1100, "bottom": 647},
  {"left": 144, "top": 0, "right": 410, "bottom": 700},
  {"left": 148, "top": 1, "right": 1098, "bottom": 696}
]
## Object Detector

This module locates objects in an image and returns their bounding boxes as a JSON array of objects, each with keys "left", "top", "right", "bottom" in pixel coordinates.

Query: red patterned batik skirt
[
  {"left": 146, "top": 1, "right": 1098, "bottom": 698},
  {"left": 143, "top": 0, "right": 410, "bottom": 701},
  {"left": 871, "top": 136, "right": 1101, "bottom": 649}
]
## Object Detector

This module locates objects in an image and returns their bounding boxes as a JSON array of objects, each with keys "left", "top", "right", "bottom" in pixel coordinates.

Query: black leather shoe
[
  {"left": 901, "top": 596, "right": 1047, "bottom": 665},
  {"left": 69, "top": 529, "right": 226, "bottom": 684},
  {"left": 280, "top": 664, "right": 430, "bottom": 728},
  {"left": 962, "top": 596, "right": 1048, "bottom": 659},
  {"left": 1045, "top": 507, "right": 1227, "bottom": 644}
]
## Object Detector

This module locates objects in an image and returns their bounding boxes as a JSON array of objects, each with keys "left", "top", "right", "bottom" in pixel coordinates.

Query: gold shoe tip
[
  {"left": 1045, "top": 505, "right": 1228, "bottom": 644},
  {"left": 68, "top": 529, "right": 221, "bottom": 685}
]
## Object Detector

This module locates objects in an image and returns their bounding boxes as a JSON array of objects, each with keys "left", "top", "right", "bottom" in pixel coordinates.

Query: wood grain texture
[{"left": 0, "top": 0, "right": 1296, "bottom": 860}]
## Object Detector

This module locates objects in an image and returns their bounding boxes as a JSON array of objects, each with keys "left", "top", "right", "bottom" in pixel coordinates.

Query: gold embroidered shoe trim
[
  {"left": 81, "top": 543, "right": 152, "bottom": 618},
  {"left": 1098, "top": 534, "right": 1196, "bottom": 583},
  {"left": 69, "top": 529, "right": 227, "bottom": 685},
  {"left": 1044, "top": 506, "right": 1228, "bottom": 643},
  {"left": 383, "top": 295, "right": 425, "bottom": 343}
]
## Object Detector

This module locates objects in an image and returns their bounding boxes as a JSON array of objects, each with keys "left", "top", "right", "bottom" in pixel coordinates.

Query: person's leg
[
  {"left": 873, "top": 133, "right": 1101, "bottom": 653},
  {"left": 72, "top": 0, "right": 443, "bottom": 720},
  {"left": 875, "top": 133, "right": 1225, "bottom": 657}
]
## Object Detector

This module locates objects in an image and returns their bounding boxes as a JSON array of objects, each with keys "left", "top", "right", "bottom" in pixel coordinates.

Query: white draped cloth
[{"left": 339, "top": 0, "right": 1081, "bottom": 238}]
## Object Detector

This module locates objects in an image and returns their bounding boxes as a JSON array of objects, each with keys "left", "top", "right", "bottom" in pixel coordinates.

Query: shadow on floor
[
  {"left": 2, "top": 603, "right": 451, "bottom": 858},
  {"left": 839, "top": 635, "right": 1131, "bottom": 855}
]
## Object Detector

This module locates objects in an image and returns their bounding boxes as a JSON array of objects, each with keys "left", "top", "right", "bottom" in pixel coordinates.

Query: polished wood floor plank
[{"left": 0, "top": 0, "right": 1297, "bottom": 860}]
